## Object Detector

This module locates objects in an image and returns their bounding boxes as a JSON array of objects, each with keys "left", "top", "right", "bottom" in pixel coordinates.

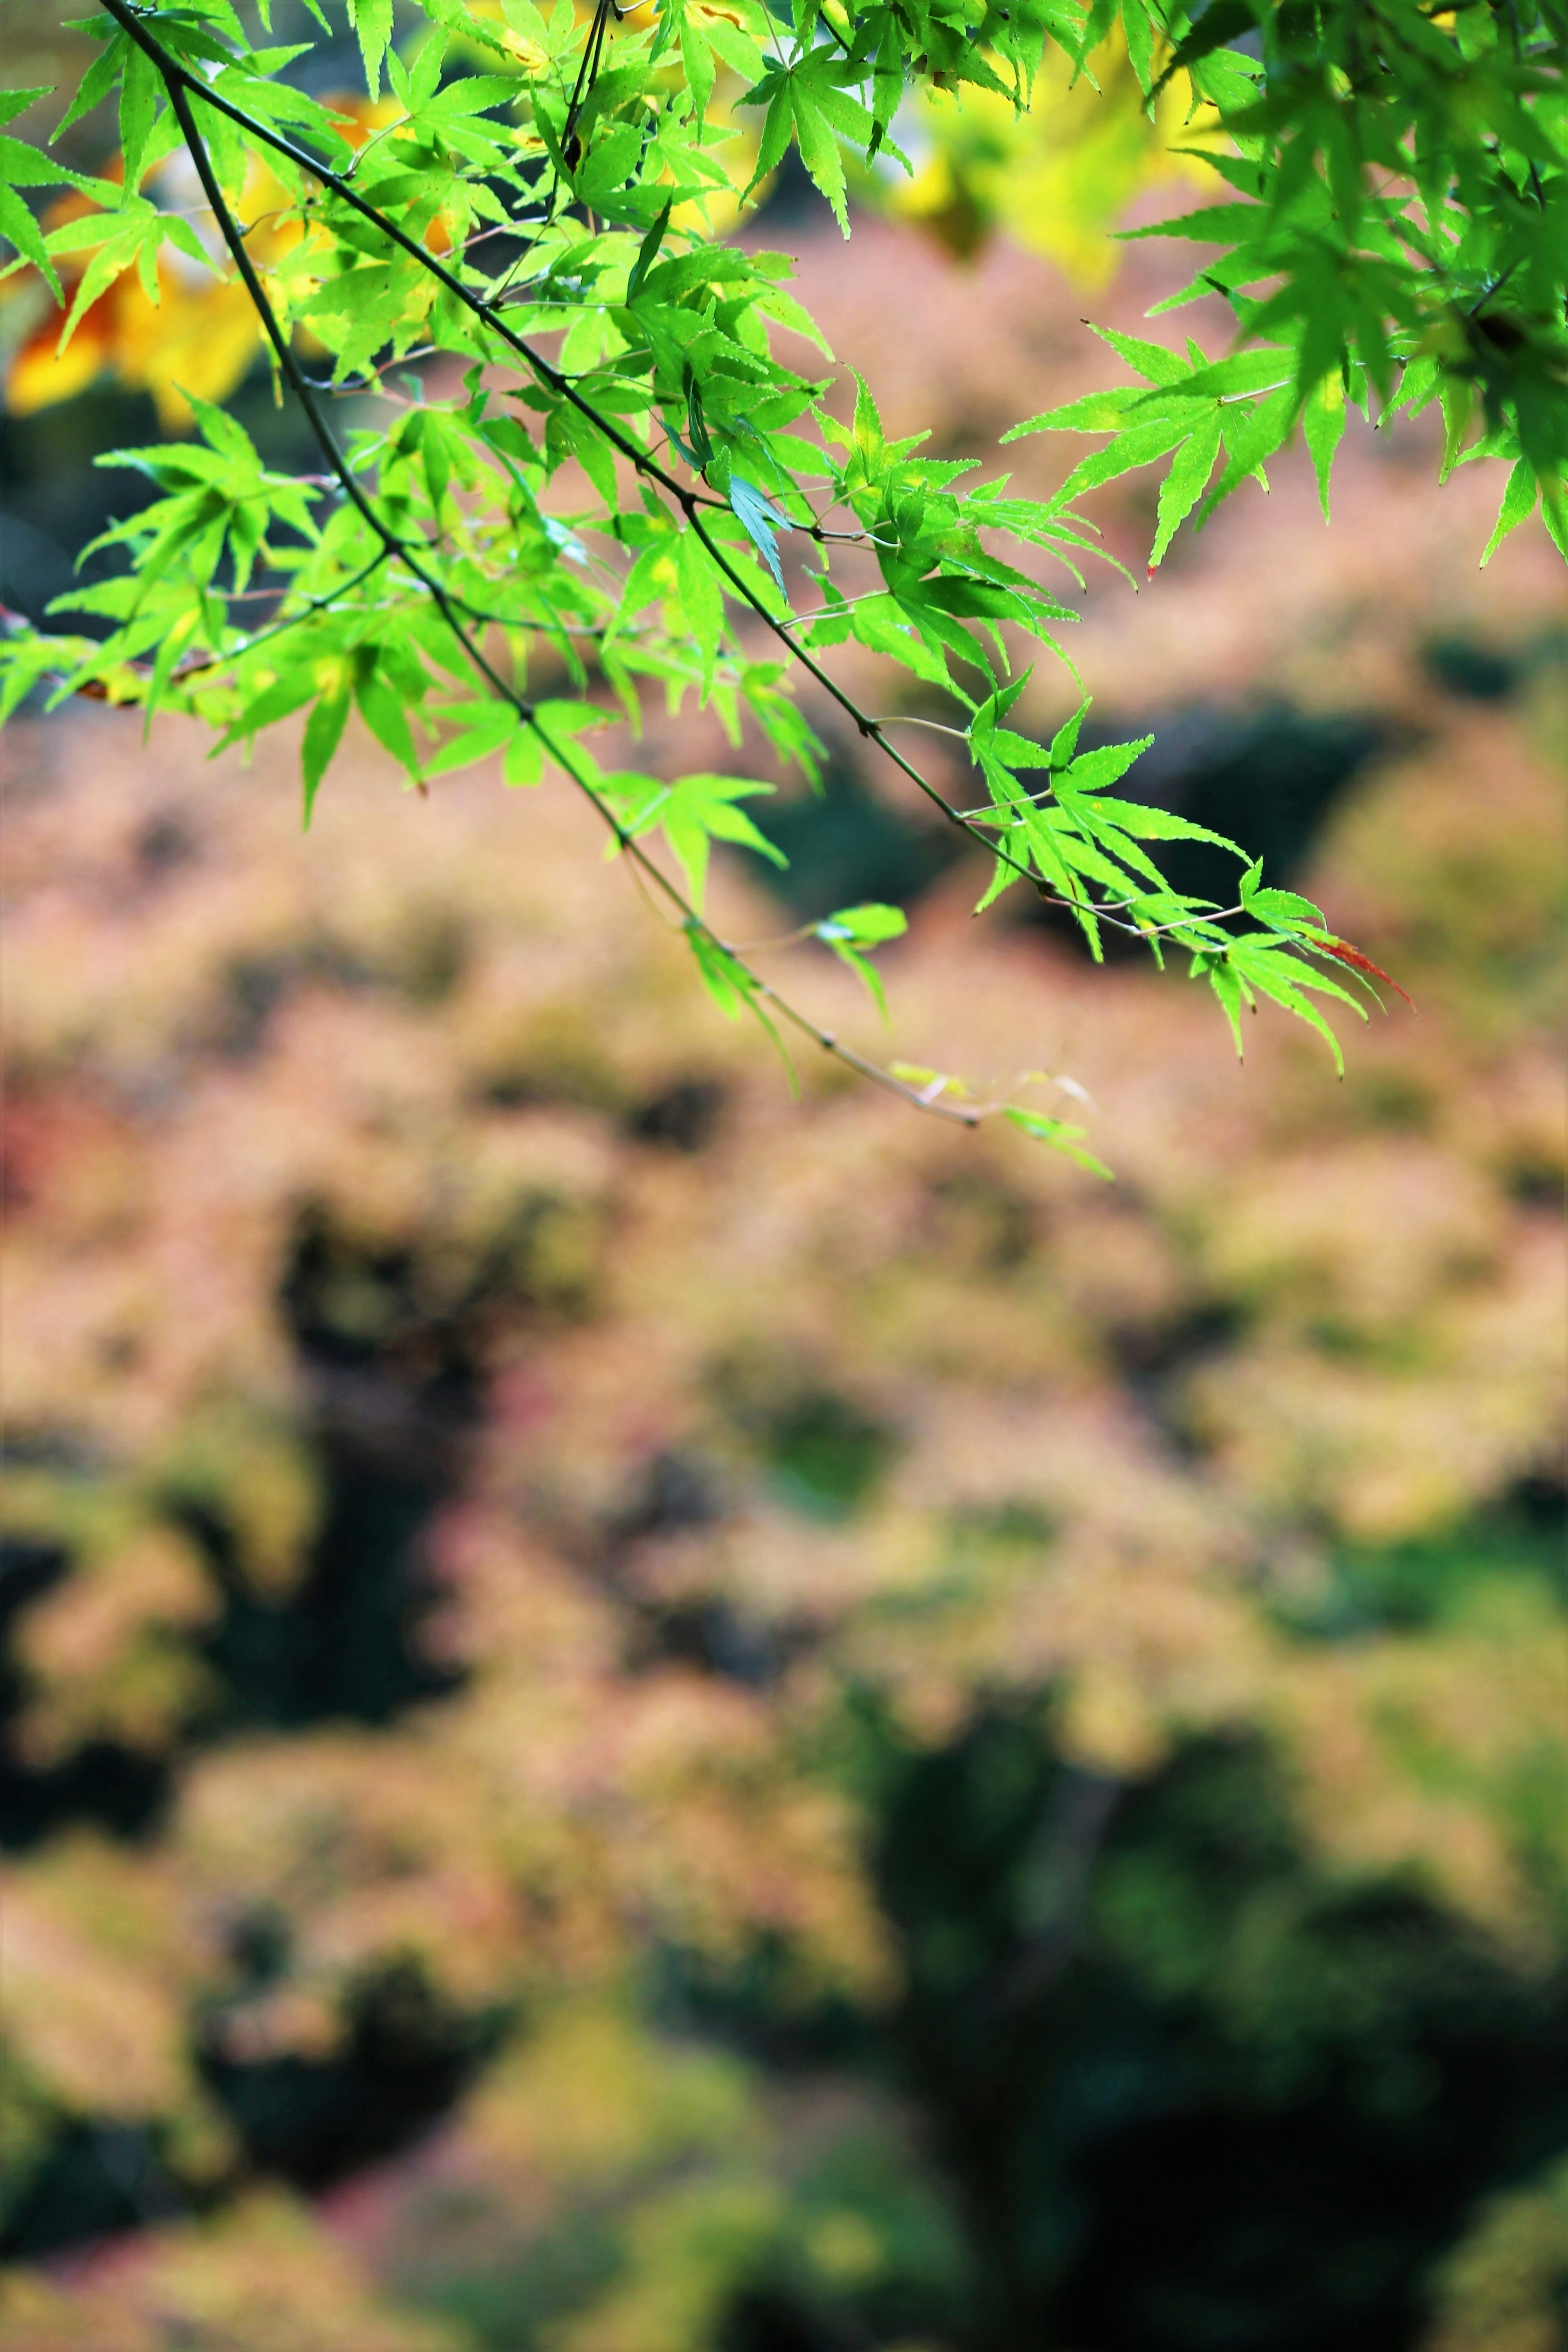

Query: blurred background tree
[{"left": 2, "top": 2, "right": 1566, "bottom": 2348}]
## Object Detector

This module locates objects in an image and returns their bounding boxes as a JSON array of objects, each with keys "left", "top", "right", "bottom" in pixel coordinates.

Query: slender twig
[
  {"left": 219, "top": 549, "right": 392, "bottom": 664},
  {"left": 873, "top": 713, "right": 973, "bottom": 740}
]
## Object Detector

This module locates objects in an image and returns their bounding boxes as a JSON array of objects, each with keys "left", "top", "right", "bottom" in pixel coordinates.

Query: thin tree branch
[
  {"left": 118, "top": 39, "right": 989, "bottom": 1133},
  {"left": 94, "top": 0, "right": 1054, "bottom": 909}
]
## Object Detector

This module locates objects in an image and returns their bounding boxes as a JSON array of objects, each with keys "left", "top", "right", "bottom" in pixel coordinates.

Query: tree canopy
[{"left": 2, "top": 0, "right": 1563, "bottom": 1145}]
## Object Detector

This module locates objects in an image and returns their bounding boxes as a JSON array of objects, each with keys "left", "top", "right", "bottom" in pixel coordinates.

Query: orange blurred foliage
[{"left": 2, "top": 101, "right": 399, "bottom": 428}]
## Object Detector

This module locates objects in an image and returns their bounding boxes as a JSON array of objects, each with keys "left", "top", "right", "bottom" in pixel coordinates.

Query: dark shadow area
[
  {"left": 630, "top": 1074, "right": 728, "bottom": 1152},
  {"left": 745, "top": 147, "right": 844, "bottom": 235},
  {"left": 198, "top": 1955, "right": 503, "bottom": 2192},
  {"left": 666, "top": 1696, "right": 1568, "bottom": 2352},
  {"left": 610, "top": 1448, "right": 787, "bottom": 1683},
  {"left": 1, "top": 385, "right": 166, "bottom": 634},
  {"left": 188, "top": 1200, "right": 528, "bottom": 1731},
  {"left": 766, "top": 1391, "right": 895, "bottom": 1521},
  {"left": 0, "top": 1205, "right": 483, "bottom": 1851},
  {"left": 1421, "top": 632, "right": 1521, "bottom": 702},
  {"left": 748, "top": 758, "right": 961, "bottom": 923},
  {"left": 0, "top": 2120, "right": 190, "bottom": 2258},
  {"left": 2, "top": 1958, "right": 502, "bottom": 2259},
  {"left": 0, "top": 1725, "right": 170, "bottom": 1853},
  {"left": 189, "top": 1449, "right": 459, "bottom": 1734},
  {"left": 875, "top": 1716, "right": 1568, "bottom": 2352}
]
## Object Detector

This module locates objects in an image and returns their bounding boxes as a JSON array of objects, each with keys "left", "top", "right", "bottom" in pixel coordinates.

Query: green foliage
[
  {"left": 1, "top": 0, "right": 1563, "bottom": 1152},
  {"left": 813, "top": 900, "right": 906, "bottom": 1020}
]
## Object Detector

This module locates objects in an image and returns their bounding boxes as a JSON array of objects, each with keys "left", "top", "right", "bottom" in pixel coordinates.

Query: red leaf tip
[{"left": 1321, "top": 937, "right": 1417, "bottom": 1013}]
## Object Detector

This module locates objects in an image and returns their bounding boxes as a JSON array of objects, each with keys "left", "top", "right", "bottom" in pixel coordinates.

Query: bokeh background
[{"left": 2, "top": 6, "right": 1566, "bottom": 2348}]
